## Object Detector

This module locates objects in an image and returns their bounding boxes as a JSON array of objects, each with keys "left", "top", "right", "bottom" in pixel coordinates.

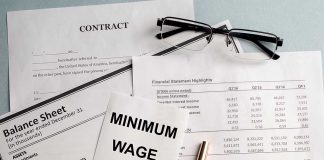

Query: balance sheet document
[{"left": 132, "top": 51, "right": 324, "bottom": 160}]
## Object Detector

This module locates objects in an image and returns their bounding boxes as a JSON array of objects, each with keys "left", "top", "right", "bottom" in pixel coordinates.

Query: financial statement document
[
  {"left": 132, "top": 51, "right": 324, "bottom": 160},
  {"left": 7, "top": 0, "right": 194, "bottom": 110}
]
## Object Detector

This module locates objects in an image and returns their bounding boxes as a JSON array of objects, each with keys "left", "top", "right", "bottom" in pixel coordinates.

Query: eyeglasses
[{"left": 155, "top": 17, "right": 284, "bottom": 60}]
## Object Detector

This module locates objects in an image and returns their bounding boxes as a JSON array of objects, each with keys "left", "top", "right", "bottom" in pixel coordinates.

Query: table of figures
[{"left": 154, "top": 79, "right": 312, "bottom": 159}]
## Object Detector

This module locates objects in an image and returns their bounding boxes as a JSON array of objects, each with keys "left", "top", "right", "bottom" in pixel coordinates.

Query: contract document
[
  {"left": 132, "top": 51, "right": 324, "bottom": 160},
  {"left": 7, "top": 0, "right": 194, "bottom": 110},
  {"left": 94, "top": 93, "right": 188, "bottom": 160}
]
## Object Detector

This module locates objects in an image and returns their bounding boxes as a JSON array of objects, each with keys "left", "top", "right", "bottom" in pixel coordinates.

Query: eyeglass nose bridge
[
  {"left": 225, "top": 34, "right": 232, "bottom": 47},
  {"left": 205, "top": 35, "right": 213, "bottom": 44},
  {"left": 224, "top": 34, "right": 240, "bottom": 53}
]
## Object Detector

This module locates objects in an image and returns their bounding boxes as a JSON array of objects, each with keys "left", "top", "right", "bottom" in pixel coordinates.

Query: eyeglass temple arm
[
  {"left": 156, "top": 18, "right": 212, "bottom": 39},
  {"left": 251, "top": 40, "right": 280, "bottom": 60},
  {"left": 227, "top": 31, "right": 283, "bottom": 46},
  {"left": 157, "top": 18, "right": 209, "bottom": 30},
  {"left": 156, "top": 27, "right": 186, "bottom": 39},
  {"left": 213, "top": 29, "right": 283, "bottom": 46}
]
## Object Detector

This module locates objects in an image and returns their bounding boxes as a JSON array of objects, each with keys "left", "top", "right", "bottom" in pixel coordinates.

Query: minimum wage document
[
  {"left": 132, "top": 51, "right": 324, "bottom": 160},
  {"left": 7, "top": 0, "right": 194, "bottom": 110},
  {"left": 94, "top": 93, "right": 188, "bottom": 160}
]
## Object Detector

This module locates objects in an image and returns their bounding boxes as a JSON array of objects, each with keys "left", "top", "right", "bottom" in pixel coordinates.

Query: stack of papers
[
  {"left": 1, "top": 0, "right": 194, "bottom": 159},
  {"left": 1, "top": 0, "right": 324, "bottom": 160}
]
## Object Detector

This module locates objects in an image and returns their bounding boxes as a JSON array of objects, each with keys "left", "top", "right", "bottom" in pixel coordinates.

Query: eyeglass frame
[{"left": 156, "top": 17, "right": 283, "bottom": 60}]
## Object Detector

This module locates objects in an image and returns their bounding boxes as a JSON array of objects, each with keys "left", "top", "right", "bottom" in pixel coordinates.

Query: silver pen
[{"left": 196, "top": 141, "right": 209, "bottom": 160}]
